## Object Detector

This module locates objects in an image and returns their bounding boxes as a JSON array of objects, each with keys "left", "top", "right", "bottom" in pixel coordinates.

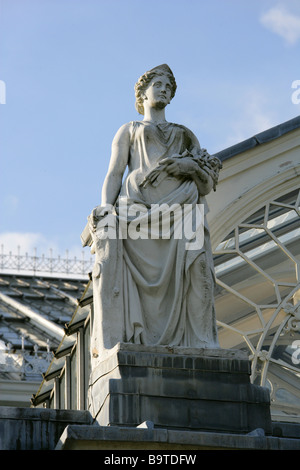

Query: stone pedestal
[{"left": 88, "top": 343, "right": 272, "bottom": 434}]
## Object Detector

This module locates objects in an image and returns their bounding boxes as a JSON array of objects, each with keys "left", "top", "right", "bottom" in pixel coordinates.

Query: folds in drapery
[{"left": 91, "top": 121, "right": 219, "bottom": 357}]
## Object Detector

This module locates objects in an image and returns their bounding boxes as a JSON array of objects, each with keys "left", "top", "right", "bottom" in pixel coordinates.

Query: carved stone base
[{"left": 88, "top": 343, "right": 272, "bottom": 434}]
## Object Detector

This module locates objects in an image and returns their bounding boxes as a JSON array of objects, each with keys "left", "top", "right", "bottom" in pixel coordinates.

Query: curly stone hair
[{"left": 134, "top": 65, "right": 177, "bottom": 115}]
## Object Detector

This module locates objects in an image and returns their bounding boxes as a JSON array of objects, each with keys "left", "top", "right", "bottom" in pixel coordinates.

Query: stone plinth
[
  {"left": 55, "top": 424, "right": 300, "bottom": 450},
  {"left": 88, "top": 343, "right": 272, "bottom": 434}
]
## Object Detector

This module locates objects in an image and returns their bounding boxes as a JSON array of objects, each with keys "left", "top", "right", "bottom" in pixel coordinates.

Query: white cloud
[
  {"left": 224, "top": 88, "right": 276, "bottom": 148},
  {"left": 0, "top": 232, "right": 59, "bottom": 256},
  {"left": 0, "top": 231, "right": 89, "bottom": 260},
  {"left": 260, "top": 5, "right": 300, "bottom": 45},
  {"left": 0, "top": 232, "right": 92, "bottom": 277}
]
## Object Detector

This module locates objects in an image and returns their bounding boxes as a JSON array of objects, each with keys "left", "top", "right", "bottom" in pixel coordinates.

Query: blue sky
[{"left": 1, "top": 0, "right": 300, "bottom": 259}]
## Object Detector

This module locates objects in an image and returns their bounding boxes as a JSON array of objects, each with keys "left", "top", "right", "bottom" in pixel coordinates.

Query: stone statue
[{"left": 82, "top": 64, "right": 222, "bottom": 363}]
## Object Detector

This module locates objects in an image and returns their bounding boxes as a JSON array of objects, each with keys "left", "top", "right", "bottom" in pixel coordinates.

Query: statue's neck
[{"left": 143, "top": 106, "right": 167, "bottom": 124}]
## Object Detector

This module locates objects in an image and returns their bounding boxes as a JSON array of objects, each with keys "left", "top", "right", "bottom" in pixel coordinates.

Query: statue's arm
[
  {"left": 161, "top": 130, "right": 214, "bottom": 196},
  {"left": 190, "top": 161, "right": 214, "bottom": 196},
  {"left": 101, "top": 123, "right": 131, "bottom": 207},
  {"left": 81, "top": 124, "right": 130, "bottom": 247},
  {"left": 187, "top": 130, "right": 222, "bottom": 195}
]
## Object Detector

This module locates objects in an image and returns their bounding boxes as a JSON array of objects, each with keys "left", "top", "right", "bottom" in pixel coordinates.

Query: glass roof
[
  {"left": 0, "top": 273, "right": 88, "bottom": 381},
  {"left": 214, "top": 189, "right": 300, "bottom": 422}
]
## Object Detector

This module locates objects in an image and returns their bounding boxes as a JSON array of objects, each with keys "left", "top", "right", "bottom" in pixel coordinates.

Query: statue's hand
[
  {"left": 93, "top": 204, "right": 113, "bottom": 218},
  {"left": 88, "top": 204, "right": 114, "bottom": 233},
  {"left": 163, "top": 156, "right": 199, "bottom": 178},
  {"left": 195, "top": 165, "right": 210, "bottom": 184},
  {"left": 87, "top": 204, "right": 115, "bottom": 254}
]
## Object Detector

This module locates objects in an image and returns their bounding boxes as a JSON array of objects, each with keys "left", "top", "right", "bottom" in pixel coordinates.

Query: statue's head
[{"left": 134, "top": 64, "right": 177, "bottom": 115}]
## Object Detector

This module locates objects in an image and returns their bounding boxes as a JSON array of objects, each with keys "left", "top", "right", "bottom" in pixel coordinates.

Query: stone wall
[
  {"left": 0, "top": 406, "right": 92, "bottom": 450},
  {"left": 1, "top": 405, "right": 300, "bottom": 450}
]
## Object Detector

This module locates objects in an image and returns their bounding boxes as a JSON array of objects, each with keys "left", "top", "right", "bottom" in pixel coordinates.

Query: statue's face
[{"left": 143, "top": 74, "right": 172, "bottom": 110}]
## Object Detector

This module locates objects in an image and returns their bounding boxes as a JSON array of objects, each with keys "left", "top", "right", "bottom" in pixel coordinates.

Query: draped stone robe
[{"left": 90, "top": 121, "right": 219, "bottom": 362}]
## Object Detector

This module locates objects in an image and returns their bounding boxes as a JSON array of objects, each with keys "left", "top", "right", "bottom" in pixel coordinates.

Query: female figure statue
[{"left": 83, "top": 64, "right": 221, "bottom": 361}]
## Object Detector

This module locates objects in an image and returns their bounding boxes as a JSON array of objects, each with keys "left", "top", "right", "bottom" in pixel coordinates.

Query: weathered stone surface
[
  {"left": 1, "top": 404, "right": 299, "bottom": 450},
  {"left": 0, "top": 406, "right": 92, "bottom": 450},
  {"left": 88, "top": 343, "right": 272, "bottom": 434},
  {"left": 55, "top": 423, "right": 300, "bottom": 450}
]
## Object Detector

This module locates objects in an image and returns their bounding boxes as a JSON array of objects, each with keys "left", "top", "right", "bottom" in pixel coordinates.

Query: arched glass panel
[{"left": 214, "top": 189, "right": 300, "bottom": 422}]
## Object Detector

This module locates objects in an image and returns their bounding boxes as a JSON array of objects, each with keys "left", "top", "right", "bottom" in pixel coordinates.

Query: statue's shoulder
[
  {"left": 175, "top": 123, "right": 196, "bottom": 136},
  {"left": 172, "top": 123, "right": 200, "bottom": 148},
  {"left": 117, "top": 121, "right": 134, "bottom": 133},
  {"left": 112, "top": 122, "right": 134, "bottom": 143},
  {"left": 127, "top": 120, "right": 146, "bottom": 142},
  {"left": 116, "top": 121, "right": 143, "bottom": 135}
]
